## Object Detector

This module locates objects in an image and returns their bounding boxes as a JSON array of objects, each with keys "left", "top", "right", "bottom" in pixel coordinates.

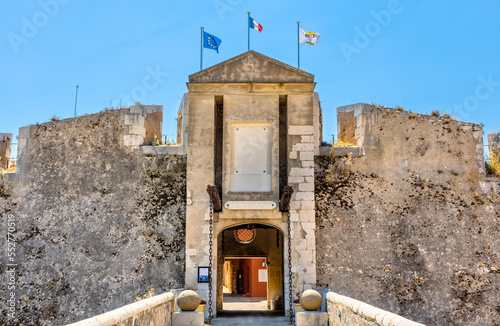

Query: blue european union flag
[{"left": 203, "top": 31, "right": 222, "bottom": 53}]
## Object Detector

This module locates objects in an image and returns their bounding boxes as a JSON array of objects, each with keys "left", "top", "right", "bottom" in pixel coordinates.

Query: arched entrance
[{"left": 216, "top": 223, "right": 285, "bottom": 314}]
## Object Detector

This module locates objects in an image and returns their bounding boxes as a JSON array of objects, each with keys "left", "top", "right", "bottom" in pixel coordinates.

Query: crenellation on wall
[
  {"left": 123, "top": 104, "right": 163, "bottom": 146},
  {"left": 176, "top": 93, "right": 189, "bottom": 150},
  {"left": 0, "top": 133, "right": 12, "bottom": 170},
  {"left": 488, "top": 132, "right": 500, "bottom": 174},
  {"left": 334, "top": 104, "right": 486, "bottom": 183},
  {"left": 337, "top": 103, "right": 375, "bottom": 149}
]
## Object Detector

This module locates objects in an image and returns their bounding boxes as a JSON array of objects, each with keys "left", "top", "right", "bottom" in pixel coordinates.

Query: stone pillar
[
  {"left": 313, "top": 93, "right": 322, "bottom": 155},
  {"left": 296, "top": 312, "right": 328, "bottom": 326},
  {"left": 336, "top": 103, "right": 377, "bottom": 154},
  {"left": 296, "top": 290, "right": 327, "bottom": 326},
  {"left": 124, "top": 104, "right": 163, "bottom": 146},
  {"left": 0, "top": 133, "right": 12, "bottom": 170},
  {"left": 488, "top": 132, "right": 500, "bottom": 172},
  {"left": 287, "top": 125, "right": 317, "bottom": 298},
  {"left": 176, "top": 93, "right": 189, "bottom": 151},
  {"left": 473, "top": 125, "right": 485, "bottom": 174}
]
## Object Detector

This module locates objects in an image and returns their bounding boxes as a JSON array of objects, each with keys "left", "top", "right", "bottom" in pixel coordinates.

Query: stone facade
[{"left": 184, "top": 51, "right": 321, "bottom": 313}]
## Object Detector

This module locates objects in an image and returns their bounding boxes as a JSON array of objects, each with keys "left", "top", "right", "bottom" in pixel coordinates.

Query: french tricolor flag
[{"left": 249, "top": 16, "right": 263, "bottom": 32}]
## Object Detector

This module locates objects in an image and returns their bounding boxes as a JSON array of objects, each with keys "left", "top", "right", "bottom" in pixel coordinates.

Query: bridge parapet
[
  {"left": 66, "top": 292, "right": 174, "bottom": 326},
  {"left": 327, "top": 292, "right": 426, "bottom": 326}
]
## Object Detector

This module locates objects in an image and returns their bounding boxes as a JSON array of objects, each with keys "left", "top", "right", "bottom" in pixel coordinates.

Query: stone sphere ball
[
  {"left": 177, "top": 290, "right": 200, "bottom": 311},
  {"left": 300, "top": 289, "right": 322, "bottom": 311}
]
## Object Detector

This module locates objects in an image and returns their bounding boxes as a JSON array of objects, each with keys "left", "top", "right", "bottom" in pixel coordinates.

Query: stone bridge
[{"left": 67, "top": 290, "right": 426, "bottom": 326}]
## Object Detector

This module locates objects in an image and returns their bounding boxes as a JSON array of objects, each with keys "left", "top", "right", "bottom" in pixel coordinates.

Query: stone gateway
[{"left": 0, "top": 51, "right": 499, "bottom": 326}]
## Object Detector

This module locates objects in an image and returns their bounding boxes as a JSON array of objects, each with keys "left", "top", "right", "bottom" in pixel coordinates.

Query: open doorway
[
  {"left": 222, "top": 258, "right": 268, "bottom": 310},
  {"left": 217, "top": 224, "right": 284, "bottom": 314}
]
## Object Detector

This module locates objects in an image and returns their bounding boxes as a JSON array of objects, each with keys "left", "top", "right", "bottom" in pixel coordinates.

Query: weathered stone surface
[
  {"left": 326, "top": 292, "right": 425, "bottom": 326},
  {"left": 67, "top": 292, "right": 174, "bottom": 326},
  {"left": 177, "top": 290, "right": 200, "bottom": 311},
  {"left": 489, "top": 132, "right": 500, "bottom": 174},
  {"left": 0, "top": 109, "right": 186, "bottom": 326},
  {"left": 172, "top": 312, "right": 204, "bottom": 326},
  {"left": 300, "top": 289, "right": 322, "bottom": 311},
  {"left": 315, "top": 155, "right": 500, "bottom": 326},
  {"left": 0, "top": 133, "right": 12, "bottom": 169},
  {"left": 339, "top": 104, "right": 485, "bottom": 178},
  {"left": 296, "top": 311, "right": 328, "bottom": 326}
]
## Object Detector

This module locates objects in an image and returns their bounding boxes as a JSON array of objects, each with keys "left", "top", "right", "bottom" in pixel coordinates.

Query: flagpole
[
  {"left": 247, "top": 12, "right": 251, "bottom": 51},
  {"left": 74, "top": 85, "right": 79, "bottom": 117},
  {"left": 297, "top": 21, "right": 300, "bottom": 69},
  {"left": 200, "top": 27, "right": 204, "bottom": 71}
]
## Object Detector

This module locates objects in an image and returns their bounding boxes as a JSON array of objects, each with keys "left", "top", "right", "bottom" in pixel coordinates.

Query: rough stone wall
[
  {"left": 349, "top": 106, "right": 485, "bottom": 181},
  {"left": 315, "top": 156, "right": 500, "bottom": 326},
  {"left": 0, "top": 110, "right": 186, "bottom": 326}
]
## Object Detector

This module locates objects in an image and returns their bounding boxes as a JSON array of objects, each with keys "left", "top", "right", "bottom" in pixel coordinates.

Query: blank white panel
[
  {"left": 233, "top": 126, "right": 269, "bottom": 175},
  {"left": 230, "top": 124, "right": 271, "bottom": 192},
  {"left": 230, "top": 174, "right": 271, "bottom": 192}
]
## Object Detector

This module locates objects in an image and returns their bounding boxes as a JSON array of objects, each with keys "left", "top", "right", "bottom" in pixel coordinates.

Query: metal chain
[
  {"left": 288, "top": 210, "right": 294, "bottom": 324},
  {"left": 208, "top": 202, "right": 213, "bottom": 323}
]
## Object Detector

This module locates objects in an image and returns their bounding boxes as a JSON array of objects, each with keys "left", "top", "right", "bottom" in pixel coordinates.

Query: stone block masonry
[
  {"left": 0, "top": 133, "right": 12, "bottom": 169},
  {"left": 287, "top": 124, "right": 317, "bottom": 294},
  {"left": 489, "top": 132, "right": 500, "bottom": 173},
  {"left": 125, "top": 104, "right": 163, "bottom": 146}
]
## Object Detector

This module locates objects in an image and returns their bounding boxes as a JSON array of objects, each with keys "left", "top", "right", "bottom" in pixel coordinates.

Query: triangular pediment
[{"left": 189, "top": 51, "right": 314, "bottom": 83}]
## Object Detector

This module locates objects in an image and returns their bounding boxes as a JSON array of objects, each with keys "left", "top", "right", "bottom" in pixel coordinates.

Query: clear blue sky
[{"left": 2, "top": 1, "right": 500, "bottom": 159}]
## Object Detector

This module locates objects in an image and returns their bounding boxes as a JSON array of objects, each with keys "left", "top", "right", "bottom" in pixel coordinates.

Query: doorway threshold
[{"left": 217, "top": 310, "right": 285, "bottom": 317}]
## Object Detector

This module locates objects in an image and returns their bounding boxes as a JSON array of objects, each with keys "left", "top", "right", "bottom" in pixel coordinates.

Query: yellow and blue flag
[{"left": 203, "top": 31, "right": 222, "bottom": 53}]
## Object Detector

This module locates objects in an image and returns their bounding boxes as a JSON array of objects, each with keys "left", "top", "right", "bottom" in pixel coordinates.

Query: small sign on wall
[
  {"left": 198, "top": 266, "right": 209, "bottom": 283},
  {"left": 258, "top": 269, "right": 268, "bottom": 283},
  {"left": 300, "top": 265, "right": 310, "bottom": 275}
]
